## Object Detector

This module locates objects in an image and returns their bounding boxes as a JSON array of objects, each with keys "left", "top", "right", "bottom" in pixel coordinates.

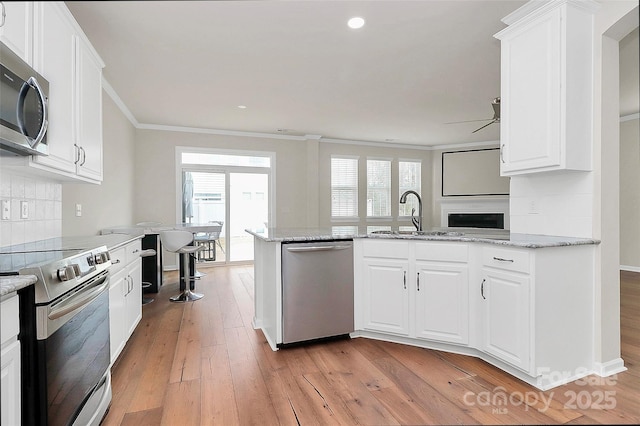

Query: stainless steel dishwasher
[{"left": 281, "top": 240, "right": 354, "bottom": 345}]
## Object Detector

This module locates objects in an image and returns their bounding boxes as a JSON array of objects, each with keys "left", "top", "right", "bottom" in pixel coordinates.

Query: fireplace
[
  {"left": 448, "top": 213, "right": 505, "bottom": 229},
  {"left": 440, "top": 199, "right": 509, "bottom": 230}
]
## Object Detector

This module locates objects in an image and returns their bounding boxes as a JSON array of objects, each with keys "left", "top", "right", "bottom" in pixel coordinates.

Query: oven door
[{"left": 37, "top": 271, "right": 111, "bottom": 426}]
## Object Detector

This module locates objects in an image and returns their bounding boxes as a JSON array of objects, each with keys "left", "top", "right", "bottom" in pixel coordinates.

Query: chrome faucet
[{"left": 400, "top": 190, "right": 423, "bottom": 232}]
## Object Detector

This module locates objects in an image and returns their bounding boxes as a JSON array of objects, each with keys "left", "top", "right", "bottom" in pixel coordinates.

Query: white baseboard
[
  {"left": 593, "top": 358, "right": 627, "bottom": 377},
  {"left": 621, "top": 265, "right": 640, "bottom": 273}
]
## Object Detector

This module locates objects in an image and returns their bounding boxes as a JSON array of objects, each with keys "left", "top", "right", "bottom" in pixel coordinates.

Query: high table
[{"left": 101, "top": 223, "right": 223, "bottom": 293}]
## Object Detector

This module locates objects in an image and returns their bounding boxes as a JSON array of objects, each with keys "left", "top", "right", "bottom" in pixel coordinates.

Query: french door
[{"left": 181, "top": 169, "right": 270, "bottom": 263}]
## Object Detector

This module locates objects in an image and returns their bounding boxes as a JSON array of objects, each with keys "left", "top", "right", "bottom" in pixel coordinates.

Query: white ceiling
[{"left": 65, "top": 1, "right": 637, "bottom": 148}]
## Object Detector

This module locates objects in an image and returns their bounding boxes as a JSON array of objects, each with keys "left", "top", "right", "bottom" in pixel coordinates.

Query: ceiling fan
[{"left": 447, "top": 97, "right": 500, "bottom": 133}]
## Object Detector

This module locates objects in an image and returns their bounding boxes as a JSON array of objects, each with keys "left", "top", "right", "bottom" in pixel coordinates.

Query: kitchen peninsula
[{"left": 247, "top": 227, "right": 600, "bottom": 391}]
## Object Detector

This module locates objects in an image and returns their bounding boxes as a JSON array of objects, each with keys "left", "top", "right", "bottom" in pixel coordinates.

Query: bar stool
[{"left": 160, "top": 230, "right": 205, "bottom": 302}]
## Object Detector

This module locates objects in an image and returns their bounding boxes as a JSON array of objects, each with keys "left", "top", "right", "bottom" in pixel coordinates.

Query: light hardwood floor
[{"left": 103, "top": 267, "right": 640, "bottom": 425}]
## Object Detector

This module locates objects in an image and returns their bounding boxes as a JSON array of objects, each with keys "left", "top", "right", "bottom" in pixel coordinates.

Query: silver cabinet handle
[
  {"left": 1, "top": 2, "right": 6, "bottom": 28},
  {"left": 403, "top": 271, "right": 406, "bottom": 289},
  {"left": 493, "top": 256, "right": 514, "bottom": 263},
  {"left": 416, "top": 272, "right": 420, "bottom": 291},
  {"left": 500, "top": 144, "right": 505, "bottom": 163},
  {"left": 481, "top": 279, "right": 486, "bottom": 299},
  {"left": 74, "top": 144, "right": 81, "bottom": 164},
  {"left": 80, "top": 146, "right": 86, "bottom": 166},
  {"left": 111, "top": 259, "right": 121, "bottom": 264}
]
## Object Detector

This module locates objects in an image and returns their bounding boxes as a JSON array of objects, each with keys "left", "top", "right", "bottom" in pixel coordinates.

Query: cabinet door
[
  {"left": 32, "top": 2, "right": 77, "bottom": 174},
  {"left": 108, "top": 268, "right": 127, "bottom": 364},
  {"left": 414, "top": 262, "right": 469, "bottom": 345},
  {"left": 361, "top": 258, "right": 410, "bottom": 336},
  {"left": 0, "top": 340, "right": 21, "bottom": 426},
  {"left": 499, "top": 7, "right": 562, "bottom": 175},
  {"left": 75, "top": 36, "right": 103, "bottom": 181},
  {"left": 125, "top": 259, "right": 142, "bottom": 338},
  {"left": 0, "top": 1, "right": 33, "bottom": 63},
  {"left": 482, "top": 269, "right": 531, "bottom": 372}
]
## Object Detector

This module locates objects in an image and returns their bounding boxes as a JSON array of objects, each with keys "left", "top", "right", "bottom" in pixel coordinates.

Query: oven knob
[
  {"left": 94, "top": 253, "right": 104, "bottom": 264},
  {"left": 87, "top": 255, "right": 95, "bottom": 266},
  {"left": 57, "top": 265, "right": 77, "bottom": 282}
]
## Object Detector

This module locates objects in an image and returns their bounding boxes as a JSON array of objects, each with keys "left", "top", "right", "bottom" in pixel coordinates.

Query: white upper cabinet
[
  {"left": 3, "top": 2, "right": 104, "bottom": 184},
  {"left": 75, "top": 35, "right": 103, "bottom": 181},
  {"left": 495, "top": 0, "right": 598, "bottom": 176},
  {"left": 32, "top": 2, "right": 77, "bottom": 175},
  {"left": 0, "top": 1, "right": 33, "bottom": 64}
]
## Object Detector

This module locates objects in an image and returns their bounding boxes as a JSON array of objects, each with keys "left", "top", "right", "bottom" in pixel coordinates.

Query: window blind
[
  {"left": 367, "top": 159, "right": 391, "bottom": 217},
  {"left": 331, "top": 157, "right": 358, "bottom": 217}
]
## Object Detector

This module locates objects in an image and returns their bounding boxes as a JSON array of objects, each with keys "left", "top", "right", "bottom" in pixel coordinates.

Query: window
[
  {"left": 367, "top": 159, "right": 391, "bottom": 217},
  {"left": 399, "top": 160, "right": 421, "bottom": 216},
  {"left": 331, "top": 157, "right": 358, "bottom": 218}
]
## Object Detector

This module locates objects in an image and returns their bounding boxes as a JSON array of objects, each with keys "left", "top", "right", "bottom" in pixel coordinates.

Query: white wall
[
  {"left": 61, "top": 89, "right": 137, "bottom": 236},
  {"left": 592, "top": 0, "right": 638, "bottom": 374},
  {"left": 133, "top": 129, "right": 311, "bottom": 229}
]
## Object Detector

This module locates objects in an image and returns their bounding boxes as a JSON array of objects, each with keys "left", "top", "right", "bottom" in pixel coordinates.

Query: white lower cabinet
[
  {"left": 354, "top": 238, "right": 596, "bottom": 390},
  {"left": 1, "top": 295, "right": 21, "bottom": 426},
  {"left": 481, "top": 267, "right": 531, "bottom": 372},
  {"left": 361, "top": 257, "right": 410, "bottom": 336},
  {"left": 357, "top": 240, "right": 469, "bottom": 345},
  {"left": 108, "top": 239, "right": 142, "bottom": 364},
  {"left": 414, "top": 261, "right": 469, "bottom": 345}
]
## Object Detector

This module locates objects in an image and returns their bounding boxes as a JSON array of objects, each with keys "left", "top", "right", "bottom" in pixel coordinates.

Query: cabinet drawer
[
  {"left": 362, "top": 240, "right": 410, "bottom": 259},
  {"left": 109, "top": 247, "right": 126, "bottom": 275},
  {"left": 125, "top": 240, "right": 141, "bottom": 264},
  {"left": 483, "top": 247, "right": 530, "bottom": 274},
  {"left": 415, "top": 242, "right": 468, "bottom": 262},
  {"left": 1, "top": 295, "right": 19, "bottom": 345}
]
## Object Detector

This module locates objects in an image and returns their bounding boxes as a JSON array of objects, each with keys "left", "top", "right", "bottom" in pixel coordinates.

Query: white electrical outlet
[
  {"left": 20, "top": 201, "right": 29, "bottom": 219},
  {"left": 1, "top": 200, "right": 10, "bottom": 220},
  {"left": 76, "top": 203, "right": 82, "bottom": 217}
]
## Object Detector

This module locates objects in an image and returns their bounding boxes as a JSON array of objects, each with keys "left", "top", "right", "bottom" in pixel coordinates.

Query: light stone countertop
[
  {"left": 245, "top": 227, "right": 600, "bottom": 249},
  {"left": 0, "top": 233, "right": 144, "bottom": 298},
  {"left": 0, "top": 275, "right": 37, "bottom": 300}
]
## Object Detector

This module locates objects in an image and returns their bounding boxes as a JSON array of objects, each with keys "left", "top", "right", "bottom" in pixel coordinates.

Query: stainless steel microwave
[{"left": 0, "top": 41, "right": 49, "bottom": 156}]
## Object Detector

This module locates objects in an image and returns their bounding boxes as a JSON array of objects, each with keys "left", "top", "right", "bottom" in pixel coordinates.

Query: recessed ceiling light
[
  {"left": 237, "top": 105, "right": 247, "bottom": 109},
  {"left": 347, "top": 17, "right": 365, "bottom": 29}
]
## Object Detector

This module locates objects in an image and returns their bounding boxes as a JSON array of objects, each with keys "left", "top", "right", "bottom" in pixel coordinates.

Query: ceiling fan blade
[
  {"left": 471, "top": 120, "right": 497, "bottom": 133},
  {"left": 445, "top": 118, "right": 493, "bottom": 124}
]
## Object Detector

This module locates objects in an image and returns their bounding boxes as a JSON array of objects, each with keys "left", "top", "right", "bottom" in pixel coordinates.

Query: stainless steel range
[{"left": 0, "top": 239, "right": 113, "bottom": 426}]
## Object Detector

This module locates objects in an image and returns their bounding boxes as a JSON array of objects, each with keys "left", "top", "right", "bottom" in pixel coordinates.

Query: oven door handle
[{"left": 48, "top": 273, "right": 109, "bottom": 321}]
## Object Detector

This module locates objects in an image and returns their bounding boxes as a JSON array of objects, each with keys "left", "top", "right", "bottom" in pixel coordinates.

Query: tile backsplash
[{"left": 0, "top": 171, "right": 62, "bottom": 247}]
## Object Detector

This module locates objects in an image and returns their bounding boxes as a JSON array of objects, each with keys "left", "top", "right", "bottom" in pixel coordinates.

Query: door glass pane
[
  {"left": 183, "top": 171, "right": 227, "bottom": 263},
  {"left": 230, "top": 173, "right": 269, "bottom": 262}
]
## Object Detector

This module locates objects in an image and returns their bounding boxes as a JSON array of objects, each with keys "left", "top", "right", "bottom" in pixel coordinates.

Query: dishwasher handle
[{"left": 285, "top": 245, "right": 352, "bottom": 253}]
